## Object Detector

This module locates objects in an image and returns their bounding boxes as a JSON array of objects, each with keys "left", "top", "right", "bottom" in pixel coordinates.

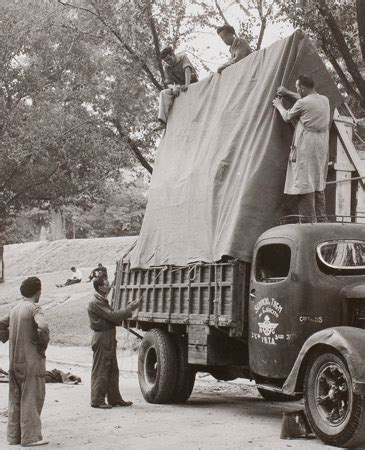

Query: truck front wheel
[
  {"left": 304, "top": 351, "right": 365, "bottom": 447},
  {"left": 138, "top": 329, "right": 177, "bottom": 404}
]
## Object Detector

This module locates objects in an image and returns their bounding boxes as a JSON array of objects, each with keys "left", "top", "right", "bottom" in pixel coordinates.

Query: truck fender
[{"left": 282, "top": 326, "right": 365, "bottom": 395}]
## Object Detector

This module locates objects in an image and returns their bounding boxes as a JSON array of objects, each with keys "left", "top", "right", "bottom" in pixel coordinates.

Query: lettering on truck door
[{"left": 248, "top": 238, "right": 296, "bottom": 379}]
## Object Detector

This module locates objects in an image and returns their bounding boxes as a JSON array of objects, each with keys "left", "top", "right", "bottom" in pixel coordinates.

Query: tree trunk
[
  {"left": 317, "top": 0, "right": 365, "bottom": 104},
  {"left": 50, "top": 207, "right": 66, "bottom": 241},
  {"left": 323, "top": 43, "right": 363, "bottom": 103},
  {"left": 113, "top": 119, "right": 153, "bottom": 174},
  {"left": 357, "top": 0, "right": 365, "bottom": 63}
]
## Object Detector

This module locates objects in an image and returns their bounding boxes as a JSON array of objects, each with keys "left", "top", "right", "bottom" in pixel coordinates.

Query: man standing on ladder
[{"left": 273, "top": 75, "right": 330, "bottom": 221}]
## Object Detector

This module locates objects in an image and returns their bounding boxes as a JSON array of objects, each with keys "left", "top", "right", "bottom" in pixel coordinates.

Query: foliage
[
  {"left": 190, "top": 0, "right": 283, "bottom": 50},
  {"left": 0, "top": 0, "right": 133, "bottom": 241},
  {"left": 5, "top": 173, "right": 147, "bottom": 243},
  {"left": 63, "top": 174, "right": 147, "bottom": 239},
  {"left": 279, "top": 0, "right": 365, "bottom": 111}
]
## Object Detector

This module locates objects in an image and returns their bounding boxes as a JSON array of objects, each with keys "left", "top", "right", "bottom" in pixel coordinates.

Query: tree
[
  {"left": 62, "top": 174, "right": 147, "bottom": 239},
  {"left": 0, "top": 0, "right": 131, "bottom": 241},
  {"left": 280, "top": 0, "right": 365, "bottom": 109}
]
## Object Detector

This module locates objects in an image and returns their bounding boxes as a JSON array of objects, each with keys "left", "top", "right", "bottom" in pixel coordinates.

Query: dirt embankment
[
  {"left": 4, "top": 236, "right": 137, "bottom": 278},
  {"left": 0, "top": 236, "right": 138, "bottom": 347}
]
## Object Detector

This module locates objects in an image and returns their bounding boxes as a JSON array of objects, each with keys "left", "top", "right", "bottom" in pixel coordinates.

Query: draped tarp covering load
[{"left": 129, "top": 31, "right": 343, "bottom": 268}]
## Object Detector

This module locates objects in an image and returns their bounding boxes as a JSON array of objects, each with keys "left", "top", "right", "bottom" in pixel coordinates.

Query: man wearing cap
[
  {"left": 153, "top": 46, "right": 198, "bottom": 131},
  {"left": 0, "top": 277, "right": 49, "bottom": 447},
  {"left": 216, "top": 25, "right": 252, "bottom": 74},
  {"left": 88, "top": 276, "right": 139, "bottom": 408}
]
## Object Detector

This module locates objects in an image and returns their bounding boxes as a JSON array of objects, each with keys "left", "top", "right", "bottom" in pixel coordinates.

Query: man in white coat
[{"left": 273, "top": 75, "right": 330, "bottom": 221}]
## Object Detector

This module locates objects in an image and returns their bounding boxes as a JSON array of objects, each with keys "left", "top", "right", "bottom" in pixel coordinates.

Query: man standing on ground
[
  {"left": 0, "top": 277, "right": 49, "bottom": 447},
  {"left": 273, "top": 75, "right": 330, "bottom": 221},
  {"left": 217, "top": 25, "right": 251, "bottom": 74},
  {"left": 153, "top": 47, "right": 198, "bottom": 131},
  {"left": 87, "top": 277, "right": 139, "bottom": 409}
]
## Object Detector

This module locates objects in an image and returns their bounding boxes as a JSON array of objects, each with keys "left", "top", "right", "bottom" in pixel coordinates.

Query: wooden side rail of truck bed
[{"left": 112, "top": 260, "right": 250, "bottom": 338}]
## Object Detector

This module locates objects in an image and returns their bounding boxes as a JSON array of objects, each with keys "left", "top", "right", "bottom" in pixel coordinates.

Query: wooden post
[
  {"left": 334, "top": 114, "right": 354, "bottom": 222},
  {"left": 356, "top": 150, "right": 365, "bottom": 223}
]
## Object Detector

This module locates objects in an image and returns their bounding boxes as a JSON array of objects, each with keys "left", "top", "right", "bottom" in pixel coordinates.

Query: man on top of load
[{"left": 153, "top": 47, "right": 198, "bottom": 132}]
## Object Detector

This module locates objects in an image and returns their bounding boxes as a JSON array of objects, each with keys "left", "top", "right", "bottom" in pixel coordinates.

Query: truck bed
[{"left": 112, "top": 260, "right": 250, "bottom": 338}]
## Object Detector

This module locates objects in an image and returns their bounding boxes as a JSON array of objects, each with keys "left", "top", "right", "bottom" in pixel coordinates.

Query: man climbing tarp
[{"left": 130, "top": 30, "right": 343, "bottom": 268}]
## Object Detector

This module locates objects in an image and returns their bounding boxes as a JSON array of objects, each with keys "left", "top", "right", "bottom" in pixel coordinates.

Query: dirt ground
[{"left": 0, "top": 344, "right": 337, "bottom": 450}]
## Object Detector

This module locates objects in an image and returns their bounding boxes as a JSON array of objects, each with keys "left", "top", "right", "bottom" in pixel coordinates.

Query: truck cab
[
  {"left": 249, "top": 221, "right": 365, "bottom": 447},
  {"left": 249, "top": 222, "right": 365, "bottom": 381}
]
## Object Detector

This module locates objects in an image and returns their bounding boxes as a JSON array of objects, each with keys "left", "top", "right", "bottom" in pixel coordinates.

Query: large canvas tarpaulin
[{"left": 130, "top": 31, "right": 343, "bottom": 268}]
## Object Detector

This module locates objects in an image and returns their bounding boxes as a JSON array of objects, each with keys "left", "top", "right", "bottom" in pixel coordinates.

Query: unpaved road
[{"left": 0, "top": 345, "right": 340, "bottom": 450}]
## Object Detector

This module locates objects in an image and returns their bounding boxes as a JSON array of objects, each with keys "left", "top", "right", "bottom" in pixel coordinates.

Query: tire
[
  {"left": 138, "top": 329, "right": 177, "bottom": 404},
  {"left": 304, "top": 351, "right": 365, "bottom": 447},
  {"left": 171, "top": 336, "right": 196, "bottom": 403},
  {"left": 257, "top": 387, "right": 299, "bottom": 402}
]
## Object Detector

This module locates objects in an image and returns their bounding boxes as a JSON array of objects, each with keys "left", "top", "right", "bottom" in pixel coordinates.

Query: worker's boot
[
  {"left": 91, "top": 403, "right": 113, "bottom": 409},
  {"left": 22, "top": 439, "right": 49, "bottom": 447},
  {"left": 111, "top": 399, "right": 133, "bottom": 407}
]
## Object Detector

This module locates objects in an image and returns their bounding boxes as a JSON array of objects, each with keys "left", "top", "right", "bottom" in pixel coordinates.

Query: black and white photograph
[{"left": 1, "top": 0, "right": 365, "bottom": 448}]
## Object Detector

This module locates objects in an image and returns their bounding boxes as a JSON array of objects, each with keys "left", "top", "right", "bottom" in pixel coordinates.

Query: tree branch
[
  {"left": 215, "top": 0, "right": 230, "bottom": 25},
  {"left": 356, "top": 0, "right": 365, "bottom": 62},
  {"left": 58, "top": 0, "right": 163, "bottom": 91},
  {"left": 146, "top": 0, "right": 165, "bottom": 82},
  {"left": 234, "top": 0, "right": 251, "bottom": 16},
  {"left": 256, "top": 17, "right": 266, "bottom": 50},
  {"left": 7, "top": 163, "right": 61, "bottom": 206},
  {"left": 323, "top": 43, "right": 363, "bottom": 103},
  {"left": 112, "top": 119, "right": 153, "bottom": 174},
  {"left": 316, "top": 0, "right": 365, "bottom": 102}
]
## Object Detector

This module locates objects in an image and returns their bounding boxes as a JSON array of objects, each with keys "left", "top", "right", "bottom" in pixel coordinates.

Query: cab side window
[{"left": 255, "top": 244, "right": 291, "bottom": 283}]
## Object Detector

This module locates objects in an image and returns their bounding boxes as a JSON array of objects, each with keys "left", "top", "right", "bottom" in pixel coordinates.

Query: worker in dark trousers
[{"left": 87, "top": 277, "right": 139, "bottom": 408}]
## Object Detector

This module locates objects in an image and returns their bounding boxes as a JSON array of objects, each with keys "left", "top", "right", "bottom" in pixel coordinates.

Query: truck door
[{"left": 248, "top": 238, "right": 296, "bottom": 379}]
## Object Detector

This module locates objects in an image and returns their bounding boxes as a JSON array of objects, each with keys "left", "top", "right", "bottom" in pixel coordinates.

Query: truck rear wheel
[
  {"left": 138, "top": 329, "right": 177, "bottom": 404},
  {"left": 304, "top": 351, "right": 365, "bottom": 447},
  {"left": 172, "top": 336, "right": 195, "bottom": 403}
]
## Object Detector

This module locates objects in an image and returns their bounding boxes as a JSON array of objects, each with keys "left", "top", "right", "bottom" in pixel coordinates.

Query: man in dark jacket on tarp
[{"left": 87, "top": 277, "right": 139, "bottom": 408}]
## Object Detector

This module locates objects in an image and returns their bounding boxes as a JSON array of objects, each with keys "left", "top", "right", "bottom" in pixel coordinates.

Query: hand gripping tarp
[{"left": 129, "top": 31, "right": 343, "bottom": 268}]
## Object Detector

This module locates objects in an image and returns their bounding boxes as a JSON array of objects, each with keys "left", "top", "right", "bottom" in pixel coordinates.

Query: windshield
[{"left": 317, "top": 240, "right": 365, "bottom": 270}]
